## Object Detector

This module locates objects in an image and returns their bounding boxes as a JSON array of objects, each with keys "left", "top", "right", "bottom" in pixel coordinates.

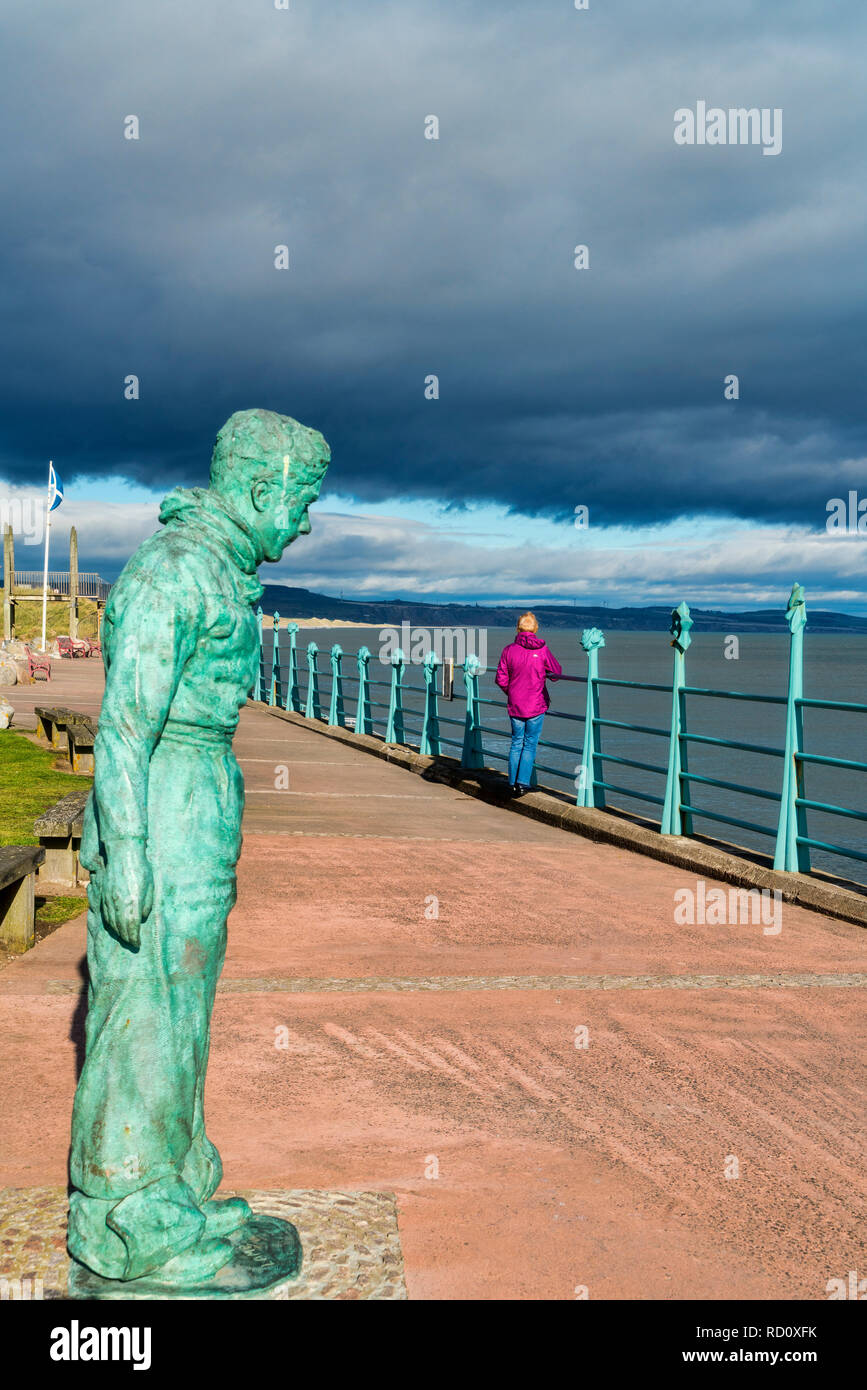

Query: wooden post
[
  {"left": 3, "top": 523, "right": 14, "bottom": 641},
  {"left": 69, "top": 525, "right": 79, "bottom": 639}
]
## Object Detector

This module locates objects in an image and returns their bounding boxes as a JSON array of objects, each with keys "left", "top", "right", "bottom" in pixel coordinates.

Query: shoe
[
  {"left": 202, "top": 1197, "right": 251, "bottom": 1239},
  {"left": 156, "top": 1237, "right": 234, "bottom": 1284},
  {"left": 513, "top": 784, "right": 529, "bottom": 798}
]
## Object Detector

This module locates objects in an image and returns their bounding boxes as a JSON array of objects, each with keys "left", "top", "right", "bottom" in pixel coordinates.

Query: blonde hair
[{"left": 517, "top": 611, "right": 539, "bottom": 633}]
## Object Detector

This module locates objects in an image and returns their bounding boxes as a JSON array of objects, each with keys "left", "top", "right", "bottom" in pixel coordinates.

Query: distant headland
[{"left": 259, "top": 585, "right": 867, "bottom": 634}]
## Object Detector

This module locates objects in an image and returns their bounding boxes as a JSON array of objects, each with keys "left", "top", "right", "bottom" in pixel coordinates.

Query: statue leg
[
  {"left": 68, "top": 745, "right": 243, "bottom": 1281},
  {"left": 68, "top": 868, "right": 235, "bottom": 1279}
]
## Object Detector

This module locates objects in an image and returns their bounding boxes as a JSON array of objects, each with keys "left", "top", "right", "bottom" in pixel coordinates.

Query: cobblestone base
[{"left": 0, "top": 1187, "right": 406, "bottom": 1300}]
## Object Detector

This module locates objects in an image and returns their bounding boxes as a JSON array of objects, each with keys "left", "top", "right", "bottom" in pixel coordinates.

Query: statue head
[{"left": 210, "top": 408, "right": 330, "bottom": 562}]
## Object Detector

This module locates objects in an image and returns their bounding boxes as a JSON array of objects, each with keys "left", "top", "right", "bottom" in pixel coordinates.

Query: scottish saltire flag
[{"left": 48, "top": 461, "right": 64, "bottom": 511}]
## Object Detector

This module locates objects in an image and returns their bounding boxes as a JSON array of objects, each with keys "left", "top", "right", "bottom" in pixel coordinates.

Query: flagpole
[{"left": 41, "top": 460, "right": 52, "bottom": 651}]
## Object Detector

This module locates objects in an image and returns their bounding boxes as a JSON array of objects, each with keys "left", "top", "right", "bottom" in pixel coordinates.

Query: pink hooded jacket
[{"left": 495, "top": 632, "right": 563, "bottom": 719}]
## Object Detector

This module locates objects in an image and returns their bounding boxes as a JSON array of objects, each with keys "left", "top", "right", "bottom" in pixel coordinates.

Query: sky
[{"left": 1, "top": 0, "right": 865, "bottom": 611}]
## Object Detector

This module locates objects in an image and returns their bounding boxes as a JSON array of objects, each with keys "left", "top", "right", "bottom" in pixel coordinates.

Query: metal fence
[
  {"left": 252, "top": 583, "right": 867, "bottom": 885},
  {"left": 5, "top": 571, "right": 111, "bottom": 600}
]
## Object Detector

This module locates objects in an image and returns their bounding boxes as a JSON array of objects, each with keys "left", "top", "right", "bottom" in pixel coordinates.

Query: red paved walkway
[{"left": 1, "top": 662, "right": 864, "bottom": 1298}]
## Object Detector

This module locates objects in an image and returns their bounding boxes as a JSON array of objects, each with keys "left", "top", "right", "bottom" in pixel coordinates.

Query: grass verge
[{"left": 0, "top": 730, "right": 92, "bottom": 845}]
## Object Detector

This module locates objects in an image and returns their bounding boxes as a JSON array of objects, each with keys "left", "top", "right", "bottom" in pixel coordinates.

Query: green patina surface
[{"left": 67, "top": 408, "right": 330, "bottom": 1295}]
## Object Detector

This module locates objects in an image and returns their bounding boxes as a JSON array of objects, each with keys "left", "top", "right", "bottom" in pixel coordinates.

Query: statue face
[{"left": 251, "top": 468, "right": 325, "bottom": 562}]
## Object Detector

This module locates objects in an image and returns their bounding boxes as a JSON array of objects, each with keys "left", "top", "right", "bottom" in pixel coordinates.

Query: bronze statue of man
[{"left": 68, "top": 408, "right": 330, "bottom": 1296}]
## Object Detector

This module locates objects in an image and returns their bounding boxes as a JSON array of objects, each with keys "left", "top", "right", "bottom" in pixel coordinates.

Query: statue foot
[
  {"left": 157, "top": 1236, "right": 234, "bottom": 1284},
  {"left": 202, "top": 1197, "right": 251, "bottom": 1238},
  {"left": 68, "top": 1214, "right": 302, "bottom": 1299}
]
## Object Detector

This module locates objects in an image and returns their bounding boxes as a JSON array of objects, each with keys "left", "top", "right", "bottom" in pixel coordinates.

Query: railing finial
[{"left": 669, "top": 600, "right": 693, "bottom": 653}]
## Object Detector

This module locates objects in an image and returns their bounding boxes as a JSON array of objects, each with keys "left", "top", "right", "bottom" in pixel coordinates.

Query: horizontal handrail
[
  {"left": 796, "top": 836, "right": 867, "bottom": 863},
  {"left": 595, "top": 717, "right": 670, "bottom": 739},
  {"left": 683, "top": 804, "right": 777, "bottom": 839},
  {"left": 795, "top": 797, "right": 867, "bottom": 822},
  {"left": 681, "top": 732, "right": 784, "bottom": 758},
  {"left": 682, "top": 771, "right": 781, "bottom": 803},
  {"left": 595, "top": 780, "right": 665, "bottom": 807},
  {"left": 537, "top": 736, "right": 585, "bottom": 756},
  {"left": 797, "top": 752, "right": 867, "bottom": 773},
  {"left": 597, "top": 752, "right": 668, "bottom": 776},
  {"left": 534, "top": 761, "right": 576, "bottom": 780},
  {"left": 594, "top": 677, "right": 671, "bottom": 693},
  {"left": 682, "top": 685, "right": 787, "bottom": 706},
  {"left": 797, "top": 697, "right": 867, "bottom": 714}
]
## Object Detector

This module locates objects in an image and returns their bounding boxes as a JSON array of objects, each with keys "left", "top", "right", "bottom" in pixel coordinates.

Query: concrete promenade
[{"left": 1, "top": 662, "right": 865, "bottom": 1298}]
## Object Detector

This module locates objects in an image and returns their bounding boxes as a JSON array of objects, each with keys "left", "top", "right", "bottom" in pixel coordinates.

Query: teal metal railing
[{"left": 253, "top": 584, "right": 866, "bottom": 885}]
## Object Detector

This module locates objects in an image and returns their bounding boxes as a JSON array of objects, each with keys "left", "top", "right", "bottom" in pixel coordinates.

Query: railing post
[
  {"left": 661, "top": 601, "right": 693, "bottom": 835},
  {"left": 356, "top": 646, "right": 373, "bottom": 734},
  {"left": 269, "top": 611, "right": 281, "bottom": 707},
  {"left": 304, "top": 641, "right": 320, "bottom": 720},
  {"left": 328, "top": 644, "right": 345, "bottom": 727},
  {"left": 461, "top": 655, "right": 484, "bottom": 769},
  {"left": 385, "top": 649, "right": 406, "bottom": 744},
  {"left": 420, "top": 651, "right": 441, "bottom": 755},
  {"left": 285, "top": 622, "right": 301, "bottom": 712},
  {"left": 774, "top": 582, "right": 809, "bottom": 872},
  {"left": 577, "top": 627, "right": 605, "bottom": 807},
  {"left": 253, "top": 605, "right": 264, "bottom": 702}
]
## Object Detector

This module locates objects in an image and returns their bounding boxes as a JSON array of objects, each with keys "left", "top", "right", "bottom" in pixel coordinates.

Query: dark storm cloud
[{"left": 0, "top": 0, "right": 864, "bottom": 526}]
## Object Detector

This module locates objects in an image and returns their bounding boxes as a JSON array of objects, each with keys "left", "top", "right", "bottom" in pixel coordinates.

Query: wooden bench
[
  {"left": 67, "top": 718, "right": 98, "bottom": 774},
  {"left": 34, "top": 789, "right": 91, "bottom": 886},
  {"left": 24, "top": 645, "right": 51, "bottom": 682},
  {"left": 0, "top": 846, "right": 45, "bottom": 953},
  {"left": 34, "top": 706, "right": 80, "bottom": 753}
]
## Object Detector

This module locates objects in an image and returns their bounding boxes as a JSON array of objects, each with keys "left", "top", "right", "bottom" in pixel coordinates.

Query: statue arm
[
  {"left": 95, "top": 573, "right": 201, "bottom": 840},
  {"left": 90, "top": 570, "right": 202, "bottom": 946}
]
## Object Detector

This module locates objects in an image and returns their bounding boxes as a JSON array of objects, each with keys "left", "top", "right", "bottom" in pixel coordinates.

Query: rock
[
  {"left": 0, "top": 659, "right": 18, "bottom": 688},
  {"left": 0, "top": 696, "right": 13, "bottom": 726}
]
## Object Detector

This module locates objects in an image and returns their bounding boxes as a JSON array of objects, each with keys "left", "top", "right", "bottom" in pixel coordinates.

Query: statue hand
[{"left": 100, "top": 841, "right": 154, "bottom": 949}]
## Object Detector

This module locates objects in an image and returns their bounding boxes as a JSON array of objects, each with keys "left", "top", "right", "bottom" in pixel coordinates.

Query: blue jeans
[{"left": 508, "top": 714, "right": 544, "bottom": 787}]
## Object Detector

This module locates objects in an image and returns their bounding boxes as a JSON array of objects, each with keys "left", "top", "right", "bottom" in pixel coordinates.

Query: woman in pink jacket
[{"left": 495, "top": 612, "right": 563, "bottom": 796}]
